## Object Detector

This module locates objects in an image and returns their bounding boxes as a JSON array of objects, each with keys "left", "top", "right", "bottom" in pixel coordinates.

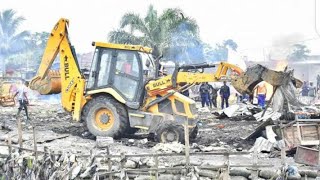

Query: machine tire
[
  {"left": 81, "top": 102, "right": 90, "bottom": 123},
  {"left": 125, "top": 127, "right": 139, "bottom": 135},
  {"left": 85, "top": 95, "right": 128, "bottom": 138},
  {"left": 155, "top": 121, "right": 185, "bottom": 143},
  {"left": 190, "top": 125, "right": 198, "bottom": 140}
]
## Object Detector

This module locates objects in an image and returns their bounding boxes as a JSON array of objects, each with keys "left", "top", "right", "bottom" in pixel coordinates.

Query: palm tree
[
  {"left": 0, "top": 9, "right": 30, "bottom": 76},
  {"left": 108, "top": 5, "right": 200, "bottom": 60},
  {"left": 287, "top": 44, "right": 310, "bottom": 61}
]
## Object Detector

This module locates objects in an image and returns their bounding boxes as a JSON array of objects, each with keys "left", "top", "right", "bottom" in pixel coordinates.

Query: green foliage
[
  {"left": 287, "top": 44, "right": 310, "bottom": 61},
  {"left": 203, "top": 39, "right": 238, "bottom": 62},
  {"left": 0, "top": 9, "right": 30, "bottom": 75},
  {"left": 0, "top": 9, "right": 30, "bottom": 55},
  {"left": 5, "top": 31, "right": 49, "bottom": 72},
  {"left": 108, "top": 5, "right": 201, "bottom": 62}
]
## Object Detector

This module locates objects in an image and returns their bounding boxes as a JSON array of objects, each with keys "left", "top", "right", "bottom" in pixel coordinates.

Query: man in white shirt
[{"left": 14, "top": 81, "right": 30, "bottom": 121}]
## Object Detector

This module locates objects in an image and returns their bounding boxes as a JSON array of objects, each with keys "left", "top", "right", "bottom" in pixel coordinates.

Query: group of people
[
  {"left": 198, "top": 81, "right": 268, "bottom": 110},
  {"left": 301, "top": 81, "right": 318, "bottom": 104},
  {"left": 199, "top": 81, "right": 230, "bottom": 109}
]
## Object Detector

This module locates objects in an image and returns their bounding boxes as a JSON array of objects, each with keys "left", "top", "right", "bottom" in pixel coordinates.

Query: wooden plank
[
  {"left": 32, "top": 126, "right": 38, "bottom": 160},
  {"left": 297, "top": 122, "right": 302, "bottom": 143},
  {"left": 17, "top": 117, "right": 23, "bottom": 150},
  {"left": 295, "top": 146, "right": 319, "bottom": 166},
  {"left": 283, "top": 122, "right": 320, "bottom": 147},
  {"left": 184, "top": 118, "right": 190, "bottom": 167}
]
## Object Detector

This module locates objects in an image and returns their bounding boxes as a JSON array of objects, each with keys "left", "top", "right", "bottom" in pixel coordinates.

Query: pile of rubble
[{"left": 1, "top": 141, "right": 319, "bottom": 180}]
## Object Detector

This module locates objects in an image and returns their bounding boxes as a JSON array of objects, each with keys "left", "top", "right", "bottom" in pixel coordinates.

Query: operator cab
[{"left": 86, "top": 42, "right": 156, "bottom": 108}]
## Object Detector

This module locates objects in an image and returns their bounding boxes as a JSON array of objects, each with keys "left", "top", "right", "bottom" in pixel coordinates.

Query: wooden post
[
  {"left": 154, "top": 154, "right": 159, "bottom": 180},
  {"left": 184, "top": 118, "right": 190, "bottom": 169},
  {"left": 252, "top": 146, "right": 259, "bottom": 179},
  {"left": 32, "top": 126, "right": 38, "bottom": 160},
  {"left": 17, "top": 117, "right": 23, "bottom": 151},
  {"left": 7, "top": 136, "right": 12, "bottom": 155},
  {"left": 106, "top": 146, "right": 113, "bottom": 180},
  {"left": 120, "top": 152, "right": 126, "bottom": 180},
  {"left": 261, "top": 86, "right": 278, "bottom": 117},
  {"left": 317, "top": 124, "right": 320, "bottom": 176}
]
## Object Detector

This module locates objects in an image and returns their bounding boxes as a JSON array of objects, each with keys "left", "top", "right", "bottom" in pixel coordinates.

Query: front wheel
[
  {"left": 155, "top": 121, "right": 185, "bottom": 143},
  {"left": 85, "top": 96, "right": 128, "bottom": 138}
]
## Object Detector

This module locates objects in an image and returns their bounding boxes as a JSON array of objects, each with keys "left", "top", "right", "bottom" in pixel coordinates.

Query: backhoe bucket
[
  {"left": 231, "top": 64, "right": 302, "bottom": 94},
  {"left": 29, "top": 70, "right": 61, "bottom": 95}
]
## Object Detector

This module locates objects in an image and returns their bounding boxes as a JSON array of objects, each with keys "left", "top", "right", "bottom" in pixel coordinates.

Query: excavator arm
[
  {"left": 145, "top": 62, "right": 302, "bottom": 97},
  {"left": 145, "top": 62, "right": 243, "bottom": 96},
  {"left": 29, "top": 18, "right": 86, "bottom": 121}
]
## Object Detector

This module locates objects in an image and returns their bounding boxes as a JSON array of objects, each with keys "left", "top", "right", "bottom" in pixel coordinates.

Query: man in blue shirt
[
  {"left": 199, "top": 83, "right": 210, "bottom": 108},
  {"left": 220, "top": 81, "right": 230, "bottom": 109},
  {"left": 301, "top": 81, "right": 309, "bottom": 97}
]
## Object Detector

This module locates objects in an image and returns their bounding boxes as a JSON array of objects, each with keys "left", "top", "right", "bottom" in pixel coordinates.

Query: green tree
[
  {"left": 223, "top": 39, "right": 238, "bottom": 51},
  {"left": 0, "top": 9, "right": 30, "bottom": 76},
  {"left": 203, "top": 39, "right": 238, "bottom": 62},
  {"left": 108, "top": 5, "right": 201, "bottom": 61},
  {"left": 287, "top": 44, "right": 310, "bottom": 61}
]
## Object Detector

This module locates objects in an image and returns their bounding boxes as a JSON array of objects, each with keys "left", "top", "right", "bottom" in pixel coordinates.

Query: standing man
[
  {"left": 308, "top": 82, "right": 316, "bottom": 103},
  {"left": 199, "top": 82, "right": 210, "bottom": 108},
  {"left": 256, "top": 82, "right": 267, "bottom": 109},
  {"left": 14, "top": 81, "right": 30, "bottom": 121},
  {"left": 220, "top": 81, "right": 230, "bottom": 109},
  {"left": 209, "top": 84, "right": 218, "bottom": 108},
  {"left": 301, "top": 81, "right": 309, "bottom": 97}
]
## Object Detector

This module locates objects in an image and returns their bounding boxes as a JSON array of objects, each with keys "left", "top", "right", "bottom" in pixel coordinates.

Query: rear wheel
[
  {"left": 190, "top": 125, "right": 198, "bottom": 140},
  {"left": 85, "top": 96, "right": 128, "bottom": 138},
  {"left": 155, "top": 121, "right": 185, "bottom": 143}
]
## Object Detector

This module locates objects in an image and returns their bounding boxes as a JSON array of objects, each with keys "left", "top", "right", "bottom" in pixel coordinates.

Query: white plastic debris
[
  {"left": 223, "top": 104, "right": 240, "bottom": 117},
  {"left": 152, "top": 142, "right": 184, "bottom": 153}
]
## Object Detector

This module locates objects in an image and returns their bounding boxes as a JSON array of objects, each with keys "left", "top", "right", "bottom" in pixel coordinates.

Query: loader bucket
[
  {"left": 231, "top": 64, "right": 302, "bottom": 94},
  {"left": 0, "top": 83, "right": 15, "bottom": 107},
  {"left": 29, "top": 70, "right": 61, "bottom": 95}
]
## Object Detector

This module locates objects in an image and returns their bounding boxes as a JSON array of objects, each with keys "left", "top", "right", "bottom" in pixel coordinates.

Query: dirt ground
[
  {"left": 0, "top": 100, "right": 310, "bottom": 171},
  {"left": 0, "top": 101, "right": 258, "bottom": 148}
]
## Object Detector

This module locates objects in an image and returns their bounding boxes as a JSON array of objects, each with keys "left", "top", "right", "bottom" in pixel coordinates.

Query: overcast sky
[{"left": 1, "top": 0, "right": 320, "bottom": 60}]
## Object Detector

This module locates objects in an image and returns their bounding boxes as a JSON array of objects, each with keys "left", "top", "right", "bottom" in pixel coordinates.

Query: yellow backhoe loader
[{"left": 30, "top": 18, "right": 301, "bottom": 143}]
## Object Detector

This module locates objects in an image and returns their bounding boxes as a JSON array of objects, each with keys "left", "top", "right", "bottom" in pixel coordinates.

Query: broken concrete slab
[
  {"left": 258, "top": 169, "right": 280, "bottom": 179},
  {"left": 198, "top": 145, "right": 227, "bottom": 152},
  {"left": 250, "top": 137, "right": 274, "bottom": 153},
  {"left": 96, "top": 136, "right": 114, "bottom": 148},
  {"left": 229, "top": 168, "right": 251, "bottom": 178},
  {"left": 194, "top": 167, "right": 219, "bottom": 178},
  {"left": 299, "top": 169, "right": 318, "bottom": 178},
  {"left": 230, "top": 176, "right": 248, "bottom": 180},
  {"left": 124, "top": 159, "right": 137, "bottom": 168},
  {"left": 152, "top": 142, "right": 184, "bottom": 153}
]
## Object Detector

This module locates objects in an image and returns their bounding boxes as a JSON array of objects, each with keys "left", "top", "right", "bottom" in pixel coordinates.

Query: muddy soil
[{"left": 0, "top": 101, "right": 258, "bottom": 149}]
